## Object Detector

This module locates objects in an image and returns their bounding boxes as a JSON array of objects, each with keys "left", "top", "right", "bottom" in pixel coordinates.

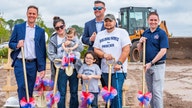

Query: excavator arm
[{"left": 159, "top": 20, "right": 171, "bottom": 37}]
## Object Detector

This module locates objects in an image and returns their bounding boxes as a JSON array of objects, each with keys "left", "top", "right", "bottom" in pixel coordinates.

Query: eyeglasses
[
  {"left": 85, "top": 57, "right": 94, "bottom": 60},
  {"left": 93, "top": 6, "right": 103, "bottom": 11},
  {"left": 55, "top": 25, "right": 64, "bottom": 31}
]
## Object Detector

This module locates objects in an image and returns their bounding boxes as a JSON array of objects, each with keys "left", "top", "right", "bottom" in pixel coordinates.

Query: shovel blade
[
  {"left": 35, "top": 95, "right": 47, "bottom": 108},
  {"left": 65, "top": 66, "right": 73, "bottom": 76}
]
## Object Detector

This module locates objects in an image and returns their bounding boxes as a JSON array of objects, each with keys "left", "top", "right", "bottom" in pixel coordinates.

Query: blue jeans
[
  {"left": 57, "top": 69, "right": 79, "bottom": 108},
  {"left": 102, "top": 73, "right": 126, "bottom": 108},
  {"left": 146, "top": 64, "right": 165, "bottom": 108},
  {"left": 14, "top": 59, "right": 37, "bottom": 108},
  {"left": 90, "top": 92, "right": 99, "bottom": 108}
]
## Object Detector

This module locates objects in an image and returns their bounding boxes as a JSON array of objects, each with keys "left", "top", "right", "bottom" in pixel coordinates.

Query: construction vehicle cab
[{"left": 119, "top": 6, "right": 156, "bottom": 62}]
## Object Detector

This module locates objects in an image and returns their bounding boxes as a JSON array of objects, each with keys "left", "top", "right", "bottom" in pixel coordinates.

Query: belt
[
  {"left": 152, "top": 61, "right": 165, "bottom": 66},
  {"left": 17, "top": 58, "right": 36, "bottom": 63}
]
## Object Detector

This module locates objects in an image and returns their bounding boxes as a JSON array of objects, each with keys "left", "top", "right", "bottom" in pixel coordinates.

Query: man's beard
[{"left": 105, "top": 26, "right": 115, "bottom": 30}]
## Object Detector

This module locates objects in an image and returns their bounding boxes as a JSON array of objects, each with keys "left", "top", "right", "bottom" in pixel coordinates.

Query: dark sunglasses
[
  {"left": 93, "top": 6, "right": 103, "bottom": 11},
  {"left": 55, "top": 25, "right": 64, "bottom": 30}
]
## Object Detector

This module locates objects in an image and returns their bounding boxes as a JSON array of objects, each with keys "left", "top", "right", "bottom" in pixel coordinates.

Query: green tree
[
  {"left": 36, "top": 15, "right": 51, "bottom": 37},
  {"left": 6, "top": 19, "right": 14, "bottom": 33},
  {"left": 14, "top": 19, "right": 24, "bottom": 24},
  {"left": 0, "top": 17, "right": 7, "bottom": 26},
  {"left": 6, "top": 18, "right": 24, "bottom": 35},
  {"left": 48, "top": 28, "right": 55, "bottom": 36},
  {"left": 0, "top": 18, "right": 10, "bottom": 43}
]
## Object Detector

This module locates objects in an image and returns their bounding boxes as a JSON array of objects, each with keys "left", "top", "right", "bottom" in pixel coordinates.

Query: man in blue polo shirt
[{"left": 137, "top": 12, "right": 169, "bottom": 108}]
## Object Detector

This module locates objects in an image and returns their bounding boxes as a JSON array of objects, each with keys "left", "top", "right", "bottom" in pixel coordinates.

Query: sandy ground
[
  {"left": 0, "top": 59, "right": 192, "bottom": 108},
  {"left": 126, "top": 59, "right": 192, "bottom": 108}
]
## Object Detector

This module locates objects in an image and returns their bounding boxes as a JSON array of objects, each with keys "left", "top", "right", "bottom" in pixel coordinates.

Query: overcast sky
[{"left": 0, "top": 0, "right": 191, "bottom": 36}]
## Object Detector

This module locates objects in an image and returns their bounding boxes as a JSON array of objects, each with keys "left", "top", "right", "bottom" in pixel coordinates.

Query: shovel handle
[
  {"left": 106, "top": 58, "right": 115, "bottom": 66},
  {"left": 142, "top": 41, "right": 146, "bottom": 94},
  {"left": 84, "top": 80, "right": 90, "bottom": 93},
  {"left": 106, "top": 58, "right": 115, "bottom": 90},
  {"left": 106, "top": 58, "right": 115, "bottom": 108},
  {"left": 53, "top": 59, "right": 62, "bottom": 95},
  {"left": 54, "top": 59, "right": 62, "bottom": 68},
  {"left": 21, "top": 47, "right": 29, "bottom": 102},
  {"left": 84, "top": 80, "right": 91, "bottom": 108},
  {"left": 142, "top": 41, "right": 146, "bottom": 108}
]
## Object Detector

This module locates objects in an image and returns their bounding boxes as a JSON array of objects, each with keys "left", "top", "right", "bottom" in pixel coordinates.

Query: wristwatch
[{"left": 116, "top": 61, "right": 123, "bottom": 65}]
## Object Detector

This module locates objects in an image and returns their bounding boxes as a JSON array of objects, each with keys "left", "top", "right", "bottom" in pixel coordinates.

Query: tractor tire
[{"left": 130, "top": 41, "right": 141, "bottom": 62}]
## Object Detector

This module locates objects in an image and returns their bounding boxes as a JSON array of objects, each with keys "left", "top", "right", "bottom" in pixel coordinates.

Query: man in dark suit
[
  {"left": 82, "top": 0, "right": 106, "bottom": 51},
  {"left": 82, "top": 0, "right": 106, "bottom": 87},
  {"left": 9, "top": 5, "right": 46, "bottom": 104}
]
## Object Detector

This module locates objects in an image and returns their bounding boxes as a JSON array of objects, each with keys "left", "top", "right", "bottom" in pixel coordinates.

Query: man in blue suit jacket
[
  {"left": 9, "top": 5, "right": 46, "bottom": 104},
  {"left": 82, "top": 1, "right": 106, "bottom": 87},
  {"left": 82, "top": 0, "right": 106, "bottom": 51}
]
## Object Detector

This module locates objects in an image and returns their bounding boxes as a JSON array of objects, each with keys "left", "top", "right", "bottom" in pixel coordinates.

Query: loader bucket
[{"left": 167, "top": 37, "right": 192, "bottom": 59}]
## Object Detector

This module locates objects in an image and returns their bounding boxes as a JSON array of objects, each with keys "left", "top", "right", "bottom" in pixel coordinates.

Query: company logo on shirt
[
  {"left": 100, "top": 36, "right": 119, "bottom": 48},
  {"left": 154, "top": 34, "right": 159, "bottom": 39},
  {"left": 83, "top": 69, "right": 94, "bottom": 75}
]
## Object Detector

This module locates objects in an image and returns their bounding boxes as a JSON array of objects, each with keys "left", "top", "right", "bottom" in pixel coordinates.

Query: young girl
[{"left": 77, "top": 51, "right": 101, "bottom": 108}]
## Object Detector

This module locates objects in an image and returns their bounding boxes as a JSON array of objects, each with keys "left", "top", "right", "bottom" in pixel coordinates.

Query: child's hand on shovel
[
  {"left": 82, "top": 74, "right": 89, "bottom": 80},
  {"left": 87, "top": 75, "right": 93, "bottom": 80}
]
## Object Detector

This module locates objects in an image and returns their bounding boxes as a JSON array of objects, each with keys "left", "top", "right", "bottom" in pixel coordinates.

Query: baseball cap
[{"left": 104, "top": 14, "right": 116, "bottom": 21}]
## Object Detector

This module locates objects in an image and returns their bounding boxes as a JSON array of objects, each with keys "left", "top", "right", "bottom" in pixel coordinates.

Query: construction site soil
[{"left": 0, "top": 59, "right": 192, "bottom": 108}]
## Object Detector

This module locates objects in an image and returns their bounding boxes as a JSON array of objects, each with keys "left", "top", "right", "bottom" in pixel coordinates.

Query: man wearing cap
[{"left": 93, "top": 14, "right": 132, "bottom": 108}]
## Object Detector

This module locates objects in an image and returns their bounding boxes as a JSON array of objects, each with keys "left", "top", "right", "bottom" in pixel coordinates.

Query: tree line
[{"left": 0, "top": 15, "right": 83, "bottom": 43}]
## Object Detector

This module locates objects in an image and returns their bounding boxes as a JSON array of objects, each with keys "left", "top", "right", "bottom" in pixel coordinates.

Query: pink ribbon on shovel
[
  {"left": 20, "top": 97, "right": 35, "bottom": 108},
  {"left": 137, "top": 91, "right": 152, "bottom": 107}
]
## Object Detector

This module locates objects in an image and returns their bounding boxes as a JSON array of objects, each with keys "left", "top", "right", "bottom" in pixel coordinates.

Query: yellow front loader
[{"left": 119, "top": 6, "right": 192, "bottom": 62}]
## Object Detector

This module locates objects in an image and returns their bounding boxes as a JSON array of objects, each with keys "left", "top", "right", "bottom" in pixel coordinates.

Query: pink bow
[
  {"left": 34, "top": 77, "right": 54, "bottom": 95},
  {"left": 137, "top": 91, "right": 152, "bottom": 107},
  {"left": 62, "top": 53, "right": 76, "bottom": 67},
  {"left": 81, "top": 91, "right": 94, "bottom": 107},
  {"left": 46, "top": 91, "right": 60, "bottom": 108},
  {"left": 100, "top": 86, "right": 117, "bottom": 102}
]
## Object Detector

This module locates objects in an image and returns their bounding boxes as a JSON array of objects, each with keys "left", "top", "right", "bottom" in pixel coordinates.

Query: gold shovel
[
  {"left": 52, "top": 59, "right": 62, "bottom": 108},
  {"left": 65, "top": 50, "right": 74, "bottom": 76},
  {"left": 106, "top": 59, "right": 115, "bottom": 108},
  {"left": 85, "top": 80, "right": 91, "bottom": 108},
  {"left": 35, "top": 92, "right": 46, "bottom": 108},
  {"left": 142, "top": 41, "right": 146, "bottom": 108},
  {"left": 21, "top": 47, "right": 30, "bottom": 103},
  {"left": 65, "top": 61, "right": 73, "bottom": 76}
]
